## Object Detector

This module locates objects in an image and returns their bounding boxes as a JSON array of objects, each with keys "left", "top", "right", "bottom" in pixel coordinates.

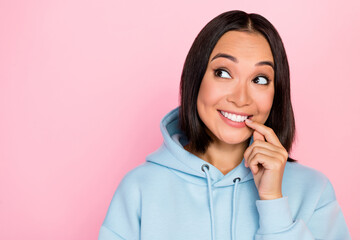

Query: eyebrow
[
  {"left": 211, "top": 53, "right": 238, "bottom": 63},
  {"left": 210, "top": 52, "right": 274, "bottom": 70}
]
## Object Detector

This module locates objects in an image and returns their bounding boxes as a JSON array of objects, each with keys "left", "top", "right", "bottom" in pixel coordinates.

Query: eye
[
  {"left": 253, "top": 76, "right": 269, "bottom": 85},
  {"left": 214, "top": 69, "right": 231, "bottom": 79}
]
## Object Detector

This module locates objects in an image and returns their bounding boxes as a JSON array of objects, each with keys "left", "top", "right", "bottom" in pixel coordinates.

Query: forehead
[{"left": 209, "top": 30, "right": 274, "bottom": 63}]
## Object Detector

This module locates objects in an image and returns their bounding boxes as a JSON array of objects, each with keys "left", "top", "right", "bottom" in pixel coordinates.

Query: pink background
[{"left": 1, "top": 0, "right": 359, "bottom": 239}]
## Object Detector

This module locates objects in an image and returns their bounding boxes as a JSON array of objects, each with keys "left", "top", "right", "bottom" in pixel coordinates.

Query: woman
[{"left": 98, "top": 10, "right": 350, "bottom": 239}]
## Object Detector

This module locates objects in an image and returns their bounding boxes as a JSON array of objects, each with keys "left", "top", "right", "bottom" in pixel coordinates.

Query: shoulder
[
  {"left": 283, "top": 161, "right": 337, "bottom": 206},
  {"left": 116, "top": 162, "right": 170, "bottom": 190},
  {"left": 284, "top": 161, "right": 329, "bottom": 184}
]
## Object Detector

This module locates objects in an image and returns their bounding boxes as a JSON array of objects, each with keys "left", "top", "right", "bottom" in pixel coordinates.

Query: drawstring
[
  {"left": 201, "top": 164, "right": 215, "bottom": 240},
  {"left": 201, "top": 164, "right": 241, "bottom": 240},
  {"left": 232, "top": 177, "right": 241, "bottom": 240}
]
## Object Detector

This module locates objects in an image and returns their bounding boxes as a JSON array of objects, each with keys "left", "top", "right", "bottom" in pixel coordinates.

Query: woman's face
[{"left": 197, "top": 30, "right": 275, "bottom": 145}]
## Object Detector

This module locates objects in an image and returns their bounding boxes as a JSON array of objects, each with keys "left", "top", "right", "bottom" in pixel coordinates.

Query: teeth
[{"left": 220, "top": 111, "right": 249, "bottom": 123}]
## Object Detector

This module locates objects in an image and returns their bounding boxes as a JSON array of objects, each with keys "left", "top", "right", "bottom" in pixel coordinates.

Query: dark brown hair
[{"left": 179, "top": 10, "right": 296, "bottom": 162}]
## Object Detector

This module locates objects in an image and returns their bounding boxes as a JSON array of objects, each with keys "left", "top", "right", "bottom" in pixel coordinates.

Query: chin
[{"left": 218, "top": 132, "right": 252, "bottom": 145}]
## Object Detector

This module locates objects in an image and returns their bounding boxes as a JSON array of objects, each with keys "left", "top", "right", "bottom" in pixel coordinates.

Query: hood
[
  {"left": 146, "top": 106, "right": 255, "bottom": 240},
  {"left": 146, "top": 106, "right": 254, "bottom": 187}
]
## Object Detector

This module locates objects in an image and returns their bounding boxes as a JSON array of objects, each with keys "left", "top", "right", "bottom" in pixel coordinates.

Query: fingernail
[{"left": 245, "top": 118, "right": 252, "bottom": 123}]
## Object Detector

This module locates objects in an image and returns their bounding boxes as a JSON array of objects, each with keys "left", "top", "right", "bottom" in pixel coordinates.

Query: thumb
[{"left": 253, "top": 130, "right": 265, "bottom": 142}]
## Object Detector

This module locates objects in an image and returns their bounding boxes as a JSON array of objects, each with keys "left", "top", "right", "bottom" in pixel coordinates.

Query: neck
[{"left": 185, "top": 138, "right": 250, "bottom": 175}]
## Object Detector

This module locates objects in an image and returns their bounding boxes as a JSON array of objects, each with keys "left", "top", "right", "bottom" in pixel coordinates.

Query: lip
[
  {"left": 218, "top": 109, "right": 253, "bottom": 117},
  {"left": 217, "top": 110, "right": 252, "bottom": 128}
]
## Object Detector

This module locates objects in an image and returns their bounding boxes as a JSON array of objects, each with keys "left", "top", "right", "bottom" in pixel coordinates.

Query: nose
[{"left": 227, "top": 81, "right": 251, "bottom": 107}]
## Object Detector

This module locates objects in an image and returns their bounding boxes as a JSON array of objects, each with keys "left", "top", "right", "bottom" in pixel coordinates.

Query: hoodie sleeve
[
  {"left": 254, "top": 179, "right": 351, "bottom": 240},
  {"left": 98, "top": 171, "right": 141, "bottom": 240}
]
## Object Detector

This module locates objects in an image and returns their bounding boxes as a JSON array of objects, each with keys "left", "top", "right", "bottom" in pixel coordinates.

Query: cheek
[
  {"left": 256, "top": 91, "right": 274, "bottom": 115},
  {"left": 197, "top": 79, "right": 223, "bottom": 108}
]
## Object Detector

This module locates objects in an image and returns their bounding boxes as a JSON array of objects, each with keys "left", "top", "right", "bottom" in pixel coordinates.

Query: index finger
[
  {"left": 245, "top": 118, "right": 282, "bottom": 146},
  {"left": 253, "top": 130, "right": 265, "bottom": 142}
]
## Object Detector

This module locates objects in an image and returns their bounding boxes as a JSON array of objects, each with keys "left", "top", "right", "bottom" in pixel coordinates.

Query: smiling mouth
[{"left": 218, "top": 110, "right": 253, "bottom": 123}]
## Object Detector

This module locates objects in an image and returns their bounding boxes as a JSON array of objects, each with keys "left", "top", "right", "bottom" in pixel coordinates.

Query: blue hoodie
[{"left": 98, "top": 107, "right": 351, "bottom": 240}]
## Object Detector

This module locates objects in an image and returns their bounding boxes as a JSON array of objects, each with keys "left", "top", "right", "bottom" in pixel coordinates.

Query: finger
[
  {"left": 248, "top": 153, "right": 276, "bottom": 174},
  {"left": 247, "top": 146, "right": 276, "bottom": 166},
  {"left": 244, "top": 143, "right": 283, "bottom": 167},
  {"left": 244, "top": 139, "right": 282, "bottom": 163},
  {"left": 253, "top": 130, "right": 265, "bottom": 142},
  {"left": 245, "top": 119, "right": 282, "bottom": 147},
  {"left": 248, "top": 152, "right": 266, "bottom": 174}
]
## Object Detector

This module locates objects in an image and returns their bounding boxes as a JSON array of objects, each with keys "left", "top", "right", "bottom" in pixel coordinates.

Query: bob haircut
[{"left": 179, "top": 10, "right": 296, "bottom": 162}]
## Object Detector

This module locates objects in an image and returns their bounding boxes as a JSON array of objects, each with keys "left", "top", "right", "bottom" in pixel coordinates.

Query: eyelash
[{"left": 214, "top": 68, "right": 270, "bottom": 85}]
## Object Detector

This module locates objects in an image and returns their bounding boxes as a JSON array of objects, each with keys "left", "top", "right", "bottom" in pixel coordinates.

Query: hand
[{"left": 244, "top": 118, "right": 288, "bottom": 200}]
